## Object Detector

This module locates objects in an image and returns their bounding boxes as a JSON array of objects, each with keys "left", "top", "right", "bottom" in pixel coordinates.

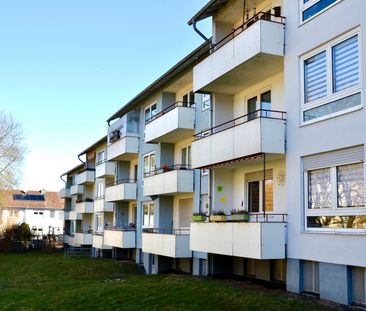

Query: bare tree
[{"left": 0, "top": 111, "right": 26, "bottom": 189}]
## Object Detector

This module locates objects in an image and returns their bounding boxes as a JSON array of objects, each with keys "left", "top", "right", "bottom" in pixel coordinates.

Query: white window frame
[
  {"left": 304, "top": 161, "right": 366, "bottom": 233},
  {"left": 246, "top": 179, "right": 274, "bottom": 213},
  {"left": 96, "top": 182, "right": 104, "bottom": 198},
  {"left": 96, "top": 214, "right": 103, "bottom": 233},
  {"left": 97, "top": 151, "right": 105, "bottom": 164},
  {"left": 299, "top": 0, "right": 343, "bottom": 24},
  {"left": 143, "top": 152, "right": 156, "bottom": 177},
  {"left": 144, "top": 102, "right": 158, "bottom": 123},
  {"left": 143, "top": 202, "right": 154, "bottom": 227},
  {"left": 180, "top": 145, "right": 192, "bottom": 166},
  {"left": 245, "top": 88, "right": 272, "bottom": 116},
  {"left": 300, "top": 29, "right": 362, "bottom": 125},
  {"left": 201, "top": 93, "right": 211, "bottom": 111}
]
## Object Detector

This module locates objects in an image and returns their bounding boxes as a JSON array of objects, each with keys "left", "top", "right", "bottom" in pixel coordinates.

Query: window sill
[{"left": 301, "top": 229, "right": 366, "bottom": 236}]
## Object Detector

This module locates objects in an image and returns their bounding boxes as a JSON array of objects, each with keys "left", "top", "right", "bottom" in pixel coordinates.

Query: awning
[{"left": 198, "top": 153, "right": 264, "bottom": 170}]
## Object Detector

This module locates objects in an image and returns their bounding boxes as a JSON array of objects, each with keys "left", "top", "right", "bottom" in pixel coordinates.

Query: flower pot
[
  {"left": 210, "top": 215, "right": 227, "bottom": 222},
  {"left": 192, "top": 215, "right": 206, "bottom": 222},
  {"left": 231, "top": 214, "right": 249, "bottom": 222}
]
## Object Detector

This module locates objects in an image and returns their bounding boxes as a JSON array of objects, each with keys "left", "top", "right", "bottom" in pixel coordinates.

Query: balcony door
[
  {"left": 247, "top": 90, "right": 271, "bottom": 121},
  {"left": 178, "top": 198, "right": 193, "bottom": 228},
  {"left": 182, "top": 91, "right": 194, "bottom": 107},
  {"left": 246, "top": 170, "right": 273, "bottom": 213}
]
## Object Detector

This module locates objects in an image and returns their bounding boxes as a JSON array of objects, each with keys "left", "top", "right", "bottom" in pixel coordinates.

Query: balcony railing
[
  {"left": 145, "top": 101, "right": 195, "bottom": 125},
  {"left": 75, "top": 198, "right": 94, "bottom": 204},
  {"left": 206, "top": 213, "right": 287, "bottom": 223},
  {"left": 106, "top": 179, "right": 137, "bottom": 188},
  {"left": 104, "top": 226, "right": 136, "bottom": 231},
  {"left": 211, "top": 12, "right": 285, "bottom": 53},
  {"left": 144, "top": 164, "right": 192, "bottom": 178},
  {"left": 194, "top": 109, "right": 286, "bottom": 141},
  {"left": 142, "top": 228, "right": 190, "bottom": 235}
]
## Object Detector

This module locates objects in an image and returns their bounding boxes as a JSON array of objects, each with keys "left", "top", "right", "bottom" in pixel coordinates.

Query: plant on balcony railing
[
  {"left": 210, "top": 210, "right": 227, "bottom": 222},
  {"left": 144, "top": 164, "right": 192, "bottom": 177},
  {"left": 230, "top": 209, "right": 249, "bottom": 222},
  {"left": 109, "top": 129, "right": 121, "bottom": 143},
  {"left": 192, "top": 212, "right": 207, "bottom": 222}
]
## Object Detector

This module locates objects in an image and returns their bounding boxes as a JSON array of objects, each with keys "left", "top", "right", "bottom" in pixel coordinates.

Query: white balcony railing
[
  {"left": 64, "top": 211, "right": 82, "bottom": 221},
  {"left": 93, "top": 198, "right": 114, "bottom": 213},
  {"left": 105, "top": 180, "right": 137, "bottom": 202},
  {"left": 76, "top": 169, "right": 95, "bottom": 185},
  {"left": 194, "top": 16, "right": 285, "bottom": 93},
  {"left": 192, "top": 110, "right": 286, "bottom": 168},
  {"left": 70, "top": 184, "right": 84, "bottom": 195},
  {"left": 95, "top": 161, "right": 116, "bottom": 178},
  {"left": 74, "top": 233, "right": 93, "bottom": 245},
  {"left": 143, "top": 165, "right": 194, "bottom": 196},
  {"left": 75, "top": 201, "right": 94, "bottom": 214},
  {"left": 106, "top": 136, "right": 139, "bottom": 161},
  {"left": 103, "top": 227, "right": 136, "bottom": 248},
  {"left": 142, "top": 228, "right": 191, "bottom": 258},
  {"left": 190, "top": 220, "right": 286, "bottom": 259},
  {"left": 59, "top": 187, "right": 71, "bottom": 199},
  {"left": 144, "top": 102, "right": 195, "bottom": 143},
  {"left": 92, "top": 234, "right": 112, "bottom": 250}
]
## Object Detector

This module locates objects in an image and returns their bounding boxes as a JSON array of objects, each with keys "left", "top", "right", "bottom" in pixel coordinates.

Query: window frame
[
  {"left": 144, "top": 102, "right": 158, "bottom": 123},
  {"left": 143, "top": 152, "right": 156, "bottom": 177},
  {"left": 180, "top": 145, "right": 192, "bottom": 166},
  {"left": 142, "top": 202, "right": 154, "bottom": 227},
  {"left": 201, "top": 93, "right": 212, "bottom": 111},
  {"left": 304, "top": 161, "right": 366, "bottom": 233},
  {"left": 299, "top": 0, "right": 343, "bottom": 24},
  {"left": 300, "top": 30, "right": 362, "bottom": 125}
]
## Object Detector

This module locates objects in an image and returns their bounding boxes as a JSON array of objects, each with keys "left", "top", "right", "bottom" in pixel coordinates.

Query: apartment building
[
  {"left": 0, "top": 190, "right": 64, "bottom": 236},
  {"left": 61, "top": 0, "right": 366, "bottom": 306}
]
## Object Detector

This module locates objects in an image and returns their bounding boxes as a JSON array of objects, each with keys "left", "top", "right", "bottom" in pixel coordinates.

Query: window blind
[
  {"left": 332, "top": 35, "right": 359, "bottom": 92},
  {"left": 304, "top": 51, "right": 327, "bottom": 103}
]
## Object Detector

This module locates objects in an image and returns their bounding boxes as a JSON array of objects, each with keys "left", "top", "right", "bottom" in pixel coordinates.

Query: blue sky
[{"left": 0, "top": 0, "right": 211, "bottom": 191}]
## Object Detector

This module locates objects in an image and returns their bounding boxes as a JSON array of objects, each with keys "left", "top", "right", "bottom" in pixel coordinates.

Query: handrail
[
  {"left": 208, "top": 213, "right": 287, "bottom": 223},
  {"left": 79, "top": 168, "right": 96, "bottom": 173},
  {"left": 145, "top": 101, "right": 196, "bottom": 125},
  {"left": 194, "top": 109, "right": 286, "bottom": 140},
  {"left": 75, "top": 198, "right": 94, "bottom": 203},
  {"left": 142, "top": 228, "right": 190, "bottom": 235},
  {"left": 106, "top": 179, "right": 137, "bottom": 188},
  {"left": 104, "top": 226, "right": 136, "bottom": 231},
  {"left": 144, "top": 164, "right": 192, "bottom": 178},
  {"left": 211, "top": 11, "right": 286, "bottom": 53}
]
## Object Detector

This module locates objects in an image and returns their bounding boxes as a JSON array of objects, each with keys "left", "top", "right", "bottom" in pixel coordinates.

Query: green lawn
[{"left": 0, "top": 252, "right": 336, "bottom": 311}]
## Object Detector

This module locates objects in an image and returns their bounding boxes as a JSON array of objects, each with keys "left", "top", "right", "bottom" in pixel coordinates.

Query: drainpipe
[
  {"left": 192, "top": 21, "right": 212, "bottom": 49},
  {"left": 60, "top": 174, "right": 66, "bottom": 183}
]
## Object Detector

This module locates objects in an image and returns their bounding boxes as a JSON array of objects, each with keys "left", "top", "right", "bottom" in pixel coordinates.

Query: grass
[{"left": 0, "top": 252, "right": 336, "bottom": 311}]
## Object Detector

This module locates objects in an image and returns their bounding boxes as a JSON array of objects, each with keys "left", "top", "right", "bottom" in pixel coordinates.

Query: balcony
[
  {"left": 105, "top": 180, "right": 137, "bottom": 202},
  {"left": 95, "top": 161, "right": 116, "bottom": 178},
  {"left": 64, "top": 234, "right": 74, "bottom": 246},
  {"left": 92, "top": 233, "right": 112, "bottom": 250},
  {"left": 64, "top": 211, "right": 82, "bottom": 221},
  {"left": 59, "top": 187, "right": 71, "bottom": 199},
  {"left": 94, "top": 198, "right": 114, "bottom": 213},
  {"left": 143, "top": 165, "right": 194, "bottom": 196},
  {"left": 70, "top": 184, "right": 84, "bottom": 195},
  {"left": 75, "top": 200, "right": 94, "bottom": 213},
  {"left": 144, "top": 102, "right": 195, "bottom": 143},
  {"left": 192, "top": 110, "right": 286, "bottom": 168},
  {"left": 190, "top": 214, "right": 286, "bottom": 259},
  {"left": 76, "top": 169, "right": 95, "bottom": 185},
  {"left": 142, "top": 228, "right": 191, "bottom": 258},
  {"left": 106, "top": 136, "right": 139, "bottom": 161},
  {"left": 194, "top": 14, "right": 285, "bottom": 94},
  {"left": 103, "top": 227, "right": 136, "bottom": 248},
  {"left": 74, "top": 232, "right": 93, "bottom": 245}
]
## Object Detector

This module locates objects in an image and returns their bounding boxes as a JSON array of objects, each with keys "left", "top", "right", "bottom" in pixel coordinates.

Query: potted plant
[
  {"left": 192, "top": 212, "right": 206, "bottom": 222},
  {"left": 230, "top": 209, "right": 249, "bottom": 222},
  {"left": 162, "top": 164, "right": 170, "bottom": 173},
  {"left": 210, "top": 210, "right": 227, "bottom": 222}
]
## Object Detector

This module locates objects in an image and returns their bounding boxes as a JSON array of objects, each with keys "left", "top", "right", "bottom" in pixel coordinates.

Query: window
[
  {"left": 143, "top": 152, "right": 156, "bottom": 177},
  {"left": 302, "top": 32, "right": 360, "bottom": 123},
  {"left": 182, "top": 91, "right": 195, "bottom": 107},
  {"left": 304, "top": 147, "right": 366, "bottom": 232},
  {"left": 96, "top": 214, "right": 103, "bottom": 233},
  {"left": 301, "top": 0, "right": 341, "bottom": 22},
  {"left": 97, "top": 151, "right": 105, "bottom": 164},
  {"left": 246, "top": 170, "right": 274, "bottom": 213},
  {"left": 247, "top": 90, "right": 271, "bottom": 121},
  {"left": 70, "top": 220, "right": 76, "bottom": 234},
  {"left": 50, "top": 211, "right": 55, "bottom": 218},
  {"left": 202, "top": 93, "right": 211, "bottom": 111},
  {"left": 144, "top": 102, "right": 157, "bottom": 122},
  {"left": 181, "top": 146, "right": 192, "bottom": 166},
  {"left": 97, "top": 183, "right": 104, "bottom": 198},
  {"left": 143, "top": 203, "right": 154, "bottom": 227}
]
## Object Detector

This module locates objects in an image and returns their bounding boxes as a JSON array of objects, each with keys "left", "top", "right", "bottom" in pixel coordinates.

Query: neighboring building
[
  {"left": 61, "top": 0, "right": 366, "bottom": 306},
  {"left": 0, "top": 190, "right": 64, "bottom": 236}
]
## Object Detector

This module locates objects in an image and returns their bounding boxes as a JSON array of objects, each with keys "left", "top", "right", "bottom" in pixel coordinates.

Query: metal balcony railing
[
  {"left": 106, "top": 179, "right": 137, "bottom": 188},
  {"left": 145, "top": 101, "right": 196, "bottom": 125},
  {"left": 144, "top": 164, "right": 193, "bottom": 178},
  {"left": 104, "top": 226, "right": 136, "bottom": 231},
  {"left": 142, "top": 228, "right": 190, "bottom": 235},
  {"left": 194, "top": 109, "right": 286, "bottom": 140}
]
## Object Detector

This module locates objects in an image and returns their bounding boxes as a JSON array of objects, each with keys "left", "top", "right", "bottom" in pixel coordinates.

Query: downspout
[
  {"left": 60, "top": 174, "right": 66, "bottom": 183},
  {"left": 192, "top": 20, "right": 212, "bottom": 49}
]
